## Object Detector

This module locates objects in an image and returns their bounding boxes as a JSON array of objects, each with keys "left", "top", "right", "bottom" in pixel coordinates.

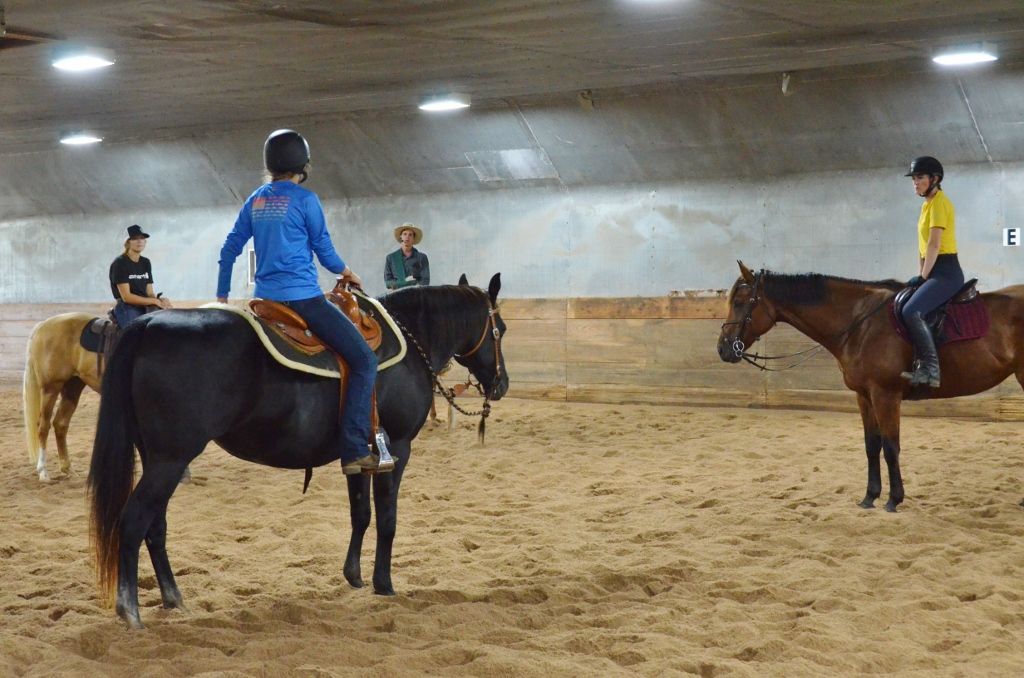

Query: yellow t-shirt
[{"left": 917, "top": 190, "right": 957, "bottom": 257}]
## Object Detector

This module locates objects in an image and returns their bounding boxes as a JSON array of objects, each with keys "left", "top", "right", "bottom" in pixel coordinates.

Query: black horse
[{"left": 88, "top": 274, "right": 508, "bottom": 629}]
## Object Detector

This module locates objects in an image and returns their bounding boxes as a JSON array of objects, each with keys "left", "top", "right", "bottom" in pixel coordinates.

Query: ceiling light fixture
[
  {"left": 52, "top": 46, "right": 116, "bottom": 72},
  {"left": 418, "top": 93, "right": 471, "bottom": 112},
  {"left": 60, "top": 132, "right": 103, "bottom": 146},
  {"left": 932, "top": 42, "right": 998, "bottom": 66}
]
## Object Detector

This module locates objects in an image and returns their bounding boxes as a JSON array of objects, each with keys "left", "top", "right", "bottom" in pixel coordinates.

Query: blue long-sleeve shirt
[{"left": 217, "top": 181, "right": 346, "bottom": 301}]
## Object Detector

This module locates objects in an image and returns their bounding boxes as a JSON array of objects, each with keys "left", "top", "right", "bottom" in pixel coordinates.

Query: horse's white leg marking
[{"left": 36, "top": 447, "right": 49, "bottom": 482}]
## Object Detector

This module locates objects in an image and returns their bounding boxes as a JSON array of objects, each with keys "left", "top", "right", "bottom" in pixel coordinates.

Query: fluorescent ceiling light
[
  {"left": 418, "top": 93, "right": 471, "bottom": 112},
  {"left": 60, "top": 133, "right": 103, "bottom": 146},
  {"left": 933, "top": 42, "right": 998, "bottom": 66},
  {"left": 52, "top": 47, "right": 116, "bottom": 72}
]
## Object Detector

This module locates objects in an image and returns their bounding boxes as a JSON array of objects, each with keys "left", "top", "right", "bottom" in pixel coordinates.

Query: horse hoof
[
  {"left": 857, "top": 499, "right": 875, "bottom": 509},
  {"left": 884, "top": 503, "right": 898, "bottom": 513},
  {"left": 37, "top": 471, "right": 51, "bottom": 483},
  {"left": 373, "top": 585, "right": 396, "bottom": 596},
  {"left": 118, "top": 611, "right": 145, "bottom": 630},
  {"left": 162, "top": 598, "right": 189, "bottom": 612},
  {"left": 344, "top": 566, "right": 364, "bottom": 589}
]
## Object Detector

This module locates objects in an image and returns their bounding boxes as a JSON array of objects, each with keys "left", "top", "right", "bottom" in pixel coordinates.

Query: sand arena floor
[{"left": 1, "top": 389, "right": 1023, "bottom": 677}]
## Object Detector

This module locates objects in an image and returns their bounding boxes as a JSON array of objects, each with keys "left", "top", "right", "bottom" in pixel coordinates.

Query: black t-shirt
[{"left": 109, "top": 255, "right": 153, "bottom": 301}]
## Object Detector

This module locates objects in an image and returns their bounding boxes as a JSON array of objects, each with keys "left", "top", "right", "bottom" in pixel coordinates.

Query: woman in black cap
[{"left": 109, "top": 224, "right": 173, "bottom": 327}]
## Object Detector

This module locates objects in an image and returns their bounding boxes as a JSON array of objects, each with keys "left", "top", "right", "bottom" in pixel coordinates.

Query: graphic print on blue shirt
[{"left": 252, "top": 196, "right": 291, "bottom": 222}]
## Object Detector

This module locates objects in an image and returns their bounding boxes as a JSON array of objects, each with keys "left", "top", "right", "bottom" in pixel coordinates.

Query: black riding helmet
[
  {"left": 904, "top": 156, "right": 943, "bottom": 179},
  {"left": 264, "top": 129, "right": 310, "bottom": 176}
]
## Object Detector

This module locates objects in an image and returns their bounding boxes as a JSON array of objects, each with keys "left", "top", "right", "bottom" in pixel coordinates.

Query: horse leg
[
  {"left": 372, "top": 438, "right": 410, "bottom": 596},
  {"left": 34, "top": 384, "right": 62, "bottom": 482},
  {"left": 116, "top": 462, "right": 189, "bottom": 629},
  {"left": 343, "top": 473, "right": 372, "bottom": 588},
  {"left": 144, "top": 509, "right": 187, "bottom": 611},
  {"left": 871, "top": 390, "right": 905, "bottom": 512},
  {"left": 857, "top": 394, "right": 883, "bottom": 509},
  {"left": 53, "top": 378, "right": 85, "bottom": 475}
]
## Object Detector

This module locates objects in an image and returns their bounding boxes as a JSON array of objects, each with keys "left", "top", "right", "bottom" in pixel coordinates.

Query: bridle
[
  {"left": 720, "top": 270, "right": 765, "bottom": 361},
  {"left": 392, "top": 295, "right": 505, "bottom": 443},
  {"left": 454, "top": 301, "right": 505, "bottom": 400},
  {"left": 720, "top": 270, "right": 891, "bottom": 371}
]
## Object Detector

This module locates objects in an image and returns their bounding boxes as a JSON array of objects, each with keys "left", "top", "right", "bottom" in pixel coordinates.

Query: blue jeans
[
  {"left": 902, "top": 254, "right": 965, "bottom": 321},
  {"left": 283, "top": 295, "right": 378, "bottom": 463},
  {"left": 112, "top": 301, "right": 147, "bottom": 327}
]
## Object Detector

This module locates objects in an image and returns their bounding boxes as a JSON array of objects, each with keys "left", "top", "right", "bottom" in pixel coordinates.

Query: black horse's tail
[{"left": 87, "top": 317, "right": 151, "bottom": 606}]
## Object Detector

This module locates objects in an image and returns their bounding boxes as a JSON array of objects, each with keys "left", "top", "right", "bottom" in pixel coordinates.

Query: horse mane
[
  {"left": 762, "top": 271, "right": 904, "bottom": 305},
  {"left": 378, "top": 284, "right": 488, "bottom": 351}
]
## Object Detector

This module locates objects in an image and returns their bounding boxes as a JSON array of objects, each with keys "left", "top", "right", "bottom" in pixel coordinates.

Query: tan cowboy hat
[{"left": 394, "top": 222, "right": 423, "bottom": 245}]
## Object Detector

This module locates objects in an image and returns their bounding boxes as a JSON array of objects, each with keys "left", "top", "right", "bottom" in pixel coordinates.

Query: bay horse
[
  {"left": 23, "top": 313, "right": 102, "bottom": 481},
  {"left": 88, "top": 274, "right": 508, "bottom": 629},
  {"left": 718, "top": 261, "right": 1024, "bottom": 512}
]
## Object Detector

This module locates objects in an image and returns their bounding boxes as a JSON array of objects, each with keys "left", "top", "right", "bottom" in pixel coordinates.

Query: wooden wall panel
[{"left": 1, "top": 298, "right": 1018, "bottom": 421}]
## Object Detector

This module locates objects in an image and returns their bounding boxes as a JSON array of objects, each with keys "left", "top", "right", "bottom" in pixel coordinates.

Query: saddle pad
[
  {"left": 202, "top": 293, "right": 406, "bottom": 379},
  {"left": 78, "top": 318, "right": 109, "bottom": 353},
  {"left": 890, "top": 297, "right": 990, "bottom": 346}
]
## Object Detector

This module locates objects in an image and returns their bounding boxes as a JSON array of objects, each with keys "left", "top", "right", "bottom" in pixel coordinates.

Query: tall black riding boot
[{"left": 900, "top": 312, "right": 940, "bottom": 388}]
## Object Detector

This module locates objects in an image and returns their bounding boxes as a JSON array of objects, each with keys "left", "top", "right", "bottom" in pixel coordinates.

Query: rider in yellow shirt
[{"left": 900, "top": 156, "right": 964, "bottom": 388}]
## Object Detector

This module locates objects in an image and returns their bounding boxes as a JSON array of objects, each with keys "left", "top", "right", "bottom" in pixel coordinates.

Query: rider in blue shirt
[{"left": 217, "top": 129, "right": 391, "bottom": 476}]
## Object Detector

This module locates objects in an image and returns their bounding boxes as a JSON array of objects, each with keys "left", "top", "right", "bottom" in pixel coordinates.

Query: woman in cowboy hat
[
  {"left": 384, "top": 222, "right": 430, "bottom": 290},
  {"left": 109, "top": 224, "right": 173, "bottom": 327}
]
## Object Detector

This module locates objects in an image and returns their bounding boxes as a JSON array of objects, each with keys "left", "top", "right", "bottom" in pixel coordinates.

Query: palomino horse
[
  {"left": 23, "top": 313, "right": 103, "bottom": 481},
  {"left": 88, "top": 275, "right": 508, "bottom": 628},
  {"left": 718, "top": 261, "right": 1024, "bottom": 512}
]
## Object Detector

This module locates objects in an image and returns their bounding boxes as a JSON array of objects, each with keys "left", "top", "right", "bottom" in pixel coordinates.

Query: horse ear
[
  {"left": 737, "top": 260, "right": 755, "bottom": 285},
  {"left": 458, "top": 273, "right": 469, "bottom": 286},
  {"left": 487, "top": 273, "right": 501, "bottom": 304}
]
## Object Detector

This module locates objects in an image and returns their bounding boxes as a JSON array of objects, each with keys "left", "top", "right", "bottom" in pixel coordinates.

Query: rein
[
  {"left": 723, "top": 270, "right": 893, "bottom": 372},
  {"left": 390, "top": 300, "right": 503, "bottom": 443}
]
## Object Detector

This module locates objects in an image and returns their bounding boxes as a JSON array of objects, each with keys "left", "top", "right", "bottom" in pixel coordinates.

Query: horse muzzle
[
  {"left": 491, "top": 375, "right": 510, "bottom": 400},
  {"left": 718, "top": 337, "right": 744, "bottom": 363}
]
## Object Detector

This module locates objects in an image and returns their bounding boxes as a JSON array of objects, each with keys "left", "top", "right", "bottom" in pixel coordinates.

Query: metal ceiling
[{"left": 1, "top": 0, "right": 1024, "bottom": 155}]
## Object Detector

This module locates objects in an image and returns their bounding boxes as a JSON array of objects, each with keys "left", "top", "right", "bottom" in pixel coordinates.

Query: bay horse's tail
[
  {"left": 87, "top": 317, "right": 150, "bottom": 606},
  {"left": 22, "top": 329, "right": 43, "bottom": 466}
]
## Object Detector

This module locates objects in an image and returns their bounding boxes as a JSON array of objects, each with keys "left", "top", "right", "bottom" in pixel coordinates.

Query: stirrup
[
  {"left": 901, "top": 361, "right": 939, "bottom": 388},
  {"left": 373, "top": 429, "right": 396, "bottom": 474},
  {"left": 345, "top": 431, "right": 395, "bottom": 476}
]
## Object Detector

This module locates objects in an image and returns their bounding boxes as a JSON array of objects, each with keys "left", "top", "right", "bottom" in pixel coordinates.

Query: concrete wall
[
  {"left": 3, "top": 64, "right": 1024, "bottom": 304},
  {"left": 1, "top": 163, "right": 1021, "bottom": 303}
]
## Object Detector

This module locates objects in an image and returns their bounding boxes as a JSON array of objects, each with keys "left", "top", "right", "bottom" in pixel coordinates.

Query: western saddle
[
  {"left": 249, "top": 278, "right": 382, "bottom": 353},
  {"left": 248, "top": 278, "right": 388, "bottom": 480}
]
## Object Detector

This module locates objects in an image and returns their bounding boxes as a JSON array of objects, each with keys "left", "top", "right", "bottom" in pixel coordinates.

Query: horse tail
[
  {"left": 87, "top": 317, "right": 150, "bottom": 606},
  {"left": 22, "top": 328, "right": 43, "bottom": 466}
]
